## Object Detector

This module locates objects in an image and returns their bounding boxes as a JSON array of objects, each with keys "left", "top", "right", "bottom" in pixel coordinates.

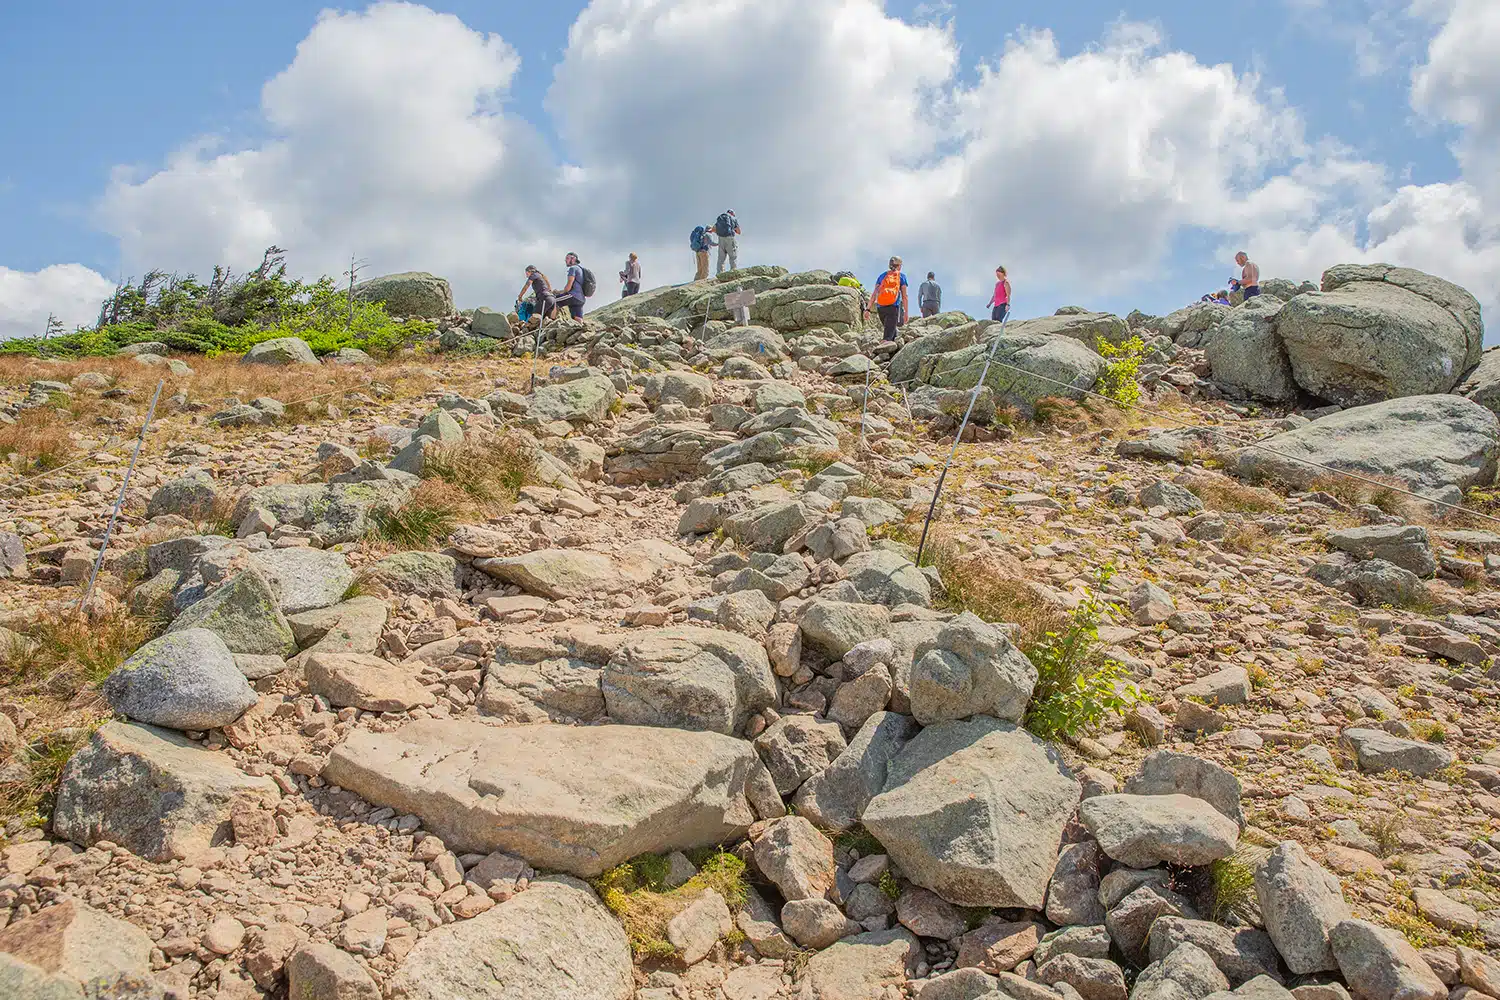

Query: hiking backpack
[
  {"left": 715, "top": 213, "right": 734, "bottom": 237},
  {"left": 691, "top": 226, "right": 708, "bottom": 251},
  {"left": 580, "top": 267, "right": 597, "bottom": 298},
  {"left": 873, "top": 270, "right": 903, "bottom": 307}
]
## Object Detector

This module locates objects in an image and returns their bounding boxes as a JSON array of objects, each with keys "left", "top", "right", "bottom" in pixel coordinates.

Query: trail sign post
[{"left": 723, "top": 289, "right": 755, "bottom": 326}]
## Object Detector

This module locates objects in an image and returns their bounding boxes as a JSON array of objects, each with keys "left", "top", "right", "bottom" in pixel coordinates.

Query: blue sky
[{"left": 0, "top": 0, "right": 1494, "bottom": 337}]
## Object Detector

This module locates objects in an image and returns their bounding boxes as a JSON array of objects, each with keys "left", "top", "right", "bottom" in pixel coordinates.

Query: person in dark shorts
[
  {"left": 1235, "top": 251, "right": 1261, "bottom": 300},
  {"left": 553, "top": 252, "right": 586, "bottom": 319},
  {"left": 987, "top": 265, "right": 1011, "bottom": 321},
  {"left": 863, "top": 256, "right": 909, "bottom": 342},
  {"left": 516, "top": 265, "right": 556, "bottom": 323}
]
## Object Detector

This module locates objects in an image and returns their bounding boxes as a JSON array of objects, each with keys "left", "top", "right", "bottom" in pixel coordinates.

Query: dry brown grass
[
  {"left": 922, "top": 531, "right": 1068, "bottom": 650},
  {"left": 1220, "top": 522, "right": 1274, "bottom": 556},
  {"left": 1, "top": 601, "right": 157, "bottom": 696},
  {"left": 422, "top": 431, "right": 538, "bottom": 508},
  {"left": 0, "top": 407, "right": 77, "bottom": 471},
  {"left": 1184, "top": 473, "right": 1283, "bottom": 514},
  {"left": 1304, "top": 473, "right": 1427, "bottom": 522},
  {"left": 0, "top": 721, "right": 102, "bottom": 833}
]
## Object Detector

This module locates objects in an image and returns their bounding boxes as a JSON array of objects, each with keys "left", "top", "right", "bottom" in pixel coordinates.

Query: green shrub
[
  {"left": 1095, "top": 335, "right": 1145, "bottom": 406},
  {"left": 1023, "top": 565, "right": 1143, "bottom": 740},
  {"left": 0, "top": 251, "right": 428, "bottom": 360}
]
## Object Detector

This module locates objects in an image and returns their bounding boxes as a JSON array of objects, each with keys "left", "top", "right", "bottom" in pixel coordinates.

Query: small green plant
[
  {"left": 594, "top": 851, "right": 748, "bottom": 958},
  {"left": 1023, "top": 565, "right": 1142, "bottom": 740},
  {"left": 1367, "top": 812, "right": 1406, "bottom": 857},
  {"left": 1408, "top": 719, "right": 1447, "bottom": 743},
  {"left": 877, "top": 870, "right": 901, "bottom": 900},
  {"left": 834, "top": 826, "right": 885, "bottom": 858},
  {"left": 1095, "top": 335, "right": 1145, "bottom": 406},
  {"left": 1206, "top": 853, "right": 1258, "bottom": 923}
]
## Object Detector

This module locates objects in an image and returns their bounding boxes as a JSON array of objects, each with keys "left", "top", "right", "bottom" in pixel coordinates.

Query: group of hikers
[
  {"left": 860, "top": 258, "right": 1012, "bottom": 342},
  {"left": 512, "top": 210, "right": 1024, "bottom": 346},
  {"left": 1199, "top": 251, "right": 1262, "bottom": 306},
  {"left": 514, "top": 251, "right": 596, "bottom": 324},
  {"left": 511, "top": 210, "right": 746, "bottom": 325}
]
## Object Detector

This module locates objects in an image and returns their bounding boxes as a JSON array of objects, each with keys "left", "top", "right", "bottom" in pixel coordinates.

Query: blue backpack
[{"left": 691, "top": 226, "right": 708, "bottom": 252}]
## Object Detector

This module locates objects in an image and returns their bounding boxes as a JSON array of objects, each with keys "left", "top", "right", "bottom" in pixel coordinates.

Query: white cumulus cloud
[
  {"left": 90, "top": 0, "right": 1495, "bottom": 333},
  {"left": 0, "top": 264, "right": 118, "bottom": 341}
]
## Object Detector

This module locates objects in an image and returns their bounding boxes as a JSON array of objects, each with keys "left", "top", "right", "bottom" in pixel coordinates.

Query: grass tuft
[
  {"left": 1205, "top": 852, "right": 1259, "bottom": 924},
  {"left": 1220, "top": 523, "right": 1273, "bottom": 556},
  {"left": 921, "top": 532, "right": 1067, "bottom": 651},
  {"left": 1185, "top": 477, "right": 1282, "bottom": 514},
  {"left": 0, "top": 723, "right": 99, "bottom": 830},
  {"left": 593, "top": 850, "right": 748, "bottom": 959},
  {"left": 370, "top": 480, "right": 463, "bottom": 548},
  {"left": 1, "top": 603, "right": 154, "bottom": 693},
  {"left": 421, "top": 431, "right": 537, "bottom": 507}
]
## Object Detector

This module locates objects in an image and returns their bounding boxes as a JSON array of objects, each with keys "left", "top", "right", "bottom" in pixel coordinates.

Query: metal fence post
[{"left": 82, "top": 379, "right": 164, "bottom": 609}]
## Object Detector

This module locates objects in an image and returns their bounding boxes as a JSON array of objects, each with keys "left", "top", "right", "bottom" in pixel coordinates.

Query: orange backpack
[{"left": 874, "top": 270, "right": 903, "bottom": 306}]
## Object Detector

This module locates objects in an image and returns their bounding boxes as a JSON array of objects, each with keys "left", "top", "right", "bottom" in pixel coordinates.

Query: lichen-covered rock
[
  {"left": 103, "top": 629, "right": 258, "bottom": 730},
  {"left": 352, "top": 271, "right": 454, "bottom": 319},
  {"left": 53, "top": 721, "right": 280, "bottom": 860},
  {"left": 1278, "top": 265, "right": 1483, "bottom": 405}
]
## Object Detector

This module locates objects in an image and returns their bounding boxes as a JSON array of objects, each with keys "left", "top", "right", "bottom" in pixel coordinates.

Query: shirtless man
[{"left": 1235, "top": 251, "right": 1261, "bottom": 301}]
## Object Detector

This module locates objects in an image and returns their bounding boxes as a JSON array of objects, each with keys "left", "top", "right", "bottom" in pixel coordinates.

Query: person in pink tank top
[{"left": 987, "top": 266, "right": 1011, "bottom": 322}]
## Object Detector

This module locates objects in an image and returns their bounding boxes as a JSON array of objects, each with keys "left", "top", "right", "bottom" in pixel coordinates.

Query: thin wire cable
[
  {"left": 82, "top": 380, "right": 164, "bottom": 607},
  {"left": 886, "top": 331, "right": 1500, "bottom": 529},
  {"left": 915, "top": 310, "right": 1014, "bottom": 564},
  {"left": 0, "top": 442, "right": 121, "bottom": 498}
]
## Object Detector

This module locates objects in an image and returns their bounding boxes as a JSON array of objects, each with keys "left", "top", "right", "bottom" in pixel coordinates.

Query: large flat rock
[
  {"left": 1228, "top": 395, "right": 1499, "bottom": 505},
  {"left": 323, "top": 720, "right": 761, "bottom": 877},
  {"left": 387, "top": 876, "right": 631, "bottom": 1000}
]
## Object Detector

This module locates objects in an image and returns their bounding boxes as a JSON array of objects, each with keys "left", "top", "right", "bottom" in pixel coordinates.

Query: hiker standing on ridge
[
  {"left": 715, "top": 210, "right": 741, "bottom": 275},
  {"left": 620, "top": 252, "right": 641, "bottom": 298},
  {"left": 1235, "top": 251, "right": 1261, "bottom": 301},
  {"left": 987, "top": 266, "right": 1011, "bottom": 322},
  {"left": 863, "top": 256, "right": 909, "bottom": 343},
  {"left": 691, "top": 223, "right": 716, "bottom": 281},
  {"left": 918, "top": 271, "right": 941, "bottom": 317},
  {"left": 553, "top": 252, "right": 591, "bottom": 319},
  {"left": 516, "top": 265, "right": 557, "bottom": 325}
]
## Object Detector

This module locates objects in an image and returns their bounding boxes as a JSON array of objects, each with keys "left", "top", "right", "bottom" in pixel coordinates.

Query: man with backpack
[
  {"left": 552, "top": 252, "right": 594, "bottom": 319},
  {"left": 690, "top": 223, "right": 716, "bottom": 281},
  {"left": 715, "top": 210, "right": 741, "bottom": 275},
  {"left": 863, "top": 256, "right": 909, "bottom": 342},
  {"left": 918, "top": 271, "right": 941, "bottom": 317}
]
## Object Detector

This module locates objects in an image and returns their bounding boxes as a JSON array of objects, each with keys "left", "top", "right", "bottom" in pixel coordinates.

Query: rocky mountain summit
[{"left": 0, "top": 262, "right": 1498, "bottom": 1000}]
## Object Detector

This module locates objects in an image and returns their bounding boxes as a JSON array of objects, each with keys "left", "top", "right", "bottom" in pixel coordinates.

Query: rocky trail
[{"left": 1, "top": 263, "right": 1499, "bottom": 1000}]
